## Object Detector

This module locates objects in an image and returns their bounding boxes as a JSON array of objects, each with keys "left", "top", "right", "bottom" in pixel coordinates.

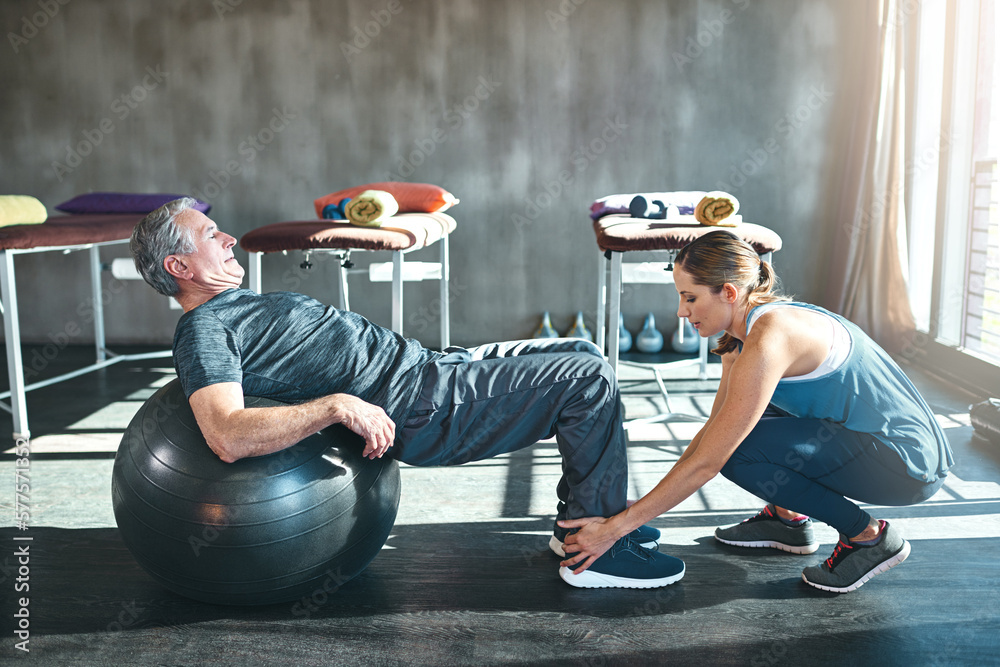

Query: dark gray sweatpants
[{"left": 395, "top": 338, "right": 628, "bottom": 521}]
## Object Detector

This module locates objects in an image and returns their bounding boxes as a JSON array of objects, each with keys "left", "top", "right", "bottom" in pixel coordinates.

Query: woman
[{"left": 559, "top": 230, "right": 953, "bottom": 593}]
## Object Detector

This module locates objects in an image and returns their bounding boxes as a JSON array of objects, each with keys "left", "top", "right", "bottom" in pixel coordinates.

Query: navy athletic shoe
[
  {"left": 550, "top": 521, "right": 660, "bottom": 557},
  {"left": 559, "top": 535, "right": 685, "bottom": 589}
]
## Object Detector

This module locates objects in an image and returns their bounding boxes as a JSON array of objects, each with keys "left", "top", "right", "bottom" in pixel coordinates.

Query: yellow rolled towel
[
  {"left": 695, "top": 191, "right": 740, "bottom": 227},
  {"left": 0, "top": 195, "right": 47, "bottom": 227},
  {"left": 344, "top": 190, "right": 399, "bottom": 227}
]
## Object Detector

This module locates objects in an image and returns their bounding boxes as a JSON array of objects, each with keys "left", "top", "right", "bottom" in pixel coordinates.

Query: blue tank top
[{"left": 744, "top": 302, "right": 953, "bottom": 483}]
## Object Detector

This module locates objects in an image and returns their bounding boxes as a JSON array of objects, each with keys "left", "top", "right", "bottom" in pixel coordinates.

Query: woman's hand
[{"left": 557, "top": 516, "right": 625, "bottom": 574}]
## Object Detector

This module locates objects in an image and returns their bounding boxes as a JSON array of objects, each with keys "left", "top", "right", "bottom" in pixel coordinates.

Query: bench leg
[
  {"left": 596, "top": 250, "right": 607, "bottom": 354},
  {"left": 338, "top": 257, "right": 350, "bottom": 311},
  {"left": 391, "top": 251, "right": 403, "bottom": 334},
  {"left": 89, "top": 246, "right": 106, "bottom": 362},
  {"left": 439, "top": 236, "right": 450, "bottom": 349},
  {"left": 248, "top": 252, "right": 262, "bottom": 294},
  {"left": 1, "top": 251, "right": 29, "bottom": 441},
  {"left": 699, "top": 334, "right": 709, "bottom": 379},
  {"left": 608, "top": 251, "right": 622, "bottom": 373}
]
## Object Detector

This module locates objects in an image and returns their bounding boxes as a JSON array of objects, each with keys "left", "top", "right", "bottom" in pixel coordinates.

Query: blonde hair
[{"left": 674, "top": 230, "right": 789, "bottom": 355}]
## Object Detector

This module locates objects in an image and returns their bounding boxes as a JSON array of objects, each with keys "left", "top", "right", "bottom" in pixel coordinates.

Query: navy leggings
[{"left": 720, "top": 410, "right": 943, "bottom": 537}]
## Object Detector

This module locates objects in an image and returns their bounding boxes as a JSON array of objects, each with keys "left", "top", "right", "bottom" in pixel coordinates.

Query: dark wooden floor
[{"left": 1, "top": 345, "right": 999, "bottom": 666}]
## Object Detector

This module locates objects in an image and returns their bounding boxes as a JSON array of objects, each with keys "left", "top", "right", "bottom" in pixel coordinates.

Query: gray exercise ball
[{"left": 112, "top": 378, "right": 400, "bottom": 606}]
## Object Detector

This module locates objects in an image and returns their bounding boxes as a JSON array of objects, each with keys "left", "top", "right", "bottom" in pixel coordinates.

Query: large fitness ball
[{"left": 111, "top": 379, "right": 400, "bottom": 606}]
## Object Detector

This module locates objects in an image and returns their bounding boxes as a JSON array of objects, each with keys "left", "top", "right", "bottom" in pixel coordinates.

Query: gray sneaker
[
  {"left": 801, "top": 520, "right": 910, "bottom": 593},
  {"left": 715, "top": 504, "right": 819, "bottom": 555}
]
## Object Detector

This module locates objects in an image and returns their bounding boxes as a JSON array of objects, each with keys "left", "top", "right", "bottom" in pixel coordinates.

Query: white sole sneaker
[
  {"left": 550, "top": 534, "right": 657, "bottom": 558},
  {"left": 714, "top": 535, "right": 819, "bottom": 555},
  {"left": 558, "top": 563, "right": 685, "bottom": 589},
  {"left": 802, "top": 539, "right": 911, "bottom": 593}
]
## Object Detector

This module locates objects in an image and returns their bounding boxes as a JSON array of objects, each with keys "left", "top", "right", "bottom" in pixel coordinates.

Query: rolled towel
[
  {"left": 344, "top": 190, "right": 399, "bottom": 227},
  {"left": 0, "top": 195, "right": 47, "bottom": 227},
  {"left": 695, "top": 191, "right": 740, "bottom": 226}
]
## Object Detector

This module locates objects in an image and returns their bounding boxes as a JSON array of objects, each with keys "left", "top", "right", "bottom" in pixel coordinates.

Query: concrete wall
[{"left": 0, "top": 0, "right": 859, "bottom": 348}]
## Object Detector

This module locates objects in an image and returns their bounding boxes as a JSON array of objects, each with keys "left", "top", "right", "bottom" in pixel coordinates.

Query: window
[{"left": 908, "top": 0, "right": 1000, "bottom": 394}]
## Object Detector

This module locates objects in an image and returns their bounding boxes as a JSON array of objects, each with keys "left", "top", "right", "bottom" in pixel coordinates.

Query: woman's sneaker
[
  {"left": 715, "top": 504, "right": 819, "bottom": 555},
  {"left": 801, "top": 521, "right": 910, "bottom": 593},
  {"left": 559, "top": 535, "right": 685, "bottom": 589}
]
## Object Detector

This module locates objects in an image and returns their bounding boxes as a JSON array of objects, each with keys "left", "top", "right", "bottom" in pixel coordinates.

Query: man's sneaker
[
  {"left": 559, "top": 535, "right": 685, "bottom": 589},
  {"left": 550, "top": 522, "right": 660, "bottom": 557},
  {"left": 714, "top": 504, "right": 819, "bottom": 555},
  {"left": 801, "top": 520, "right": 910, "bottom": 593}
]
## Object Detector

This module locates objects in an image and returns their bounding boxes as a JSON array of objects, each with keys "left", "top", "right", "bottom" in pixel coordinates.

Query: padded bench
[
  {"left": 592, "top": 215, "right": 783, "bottom": 424},
  {"left": 0, "top": 214, "right": 173, "bottom": 440},
  {"left": 239, "top": 213, "right": 456, "bottom": 346}
]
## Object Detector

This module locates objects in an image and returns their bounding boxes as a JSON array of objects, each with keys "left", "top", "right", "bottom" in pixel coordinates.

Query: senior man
[{"left": 129, "top": 197, "right": 684, "bottom": 589}]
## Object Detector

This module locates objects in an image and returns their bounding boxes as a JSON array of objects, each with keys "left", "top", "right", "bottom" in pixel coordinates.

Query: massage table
[
  {"left": 240, "top": 213, "right": 456, "bottom": 347},
  {"left": 592, "top": 214, "right": 783, "bottom": 425},
  {"left": 0, "top": 214, "right": 172, "bottom": 441}
]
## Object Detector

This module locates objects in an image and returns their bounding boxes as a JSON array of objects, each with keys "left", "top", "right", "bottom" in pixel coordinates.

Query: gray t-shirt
[{"left": 172, "top": 289, "right": 440, "bottom": 425}]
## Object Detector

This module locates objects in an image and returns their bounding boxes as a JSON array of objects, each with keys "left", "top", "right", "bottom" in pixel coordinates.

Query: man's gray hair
[{"left": 130, "top": 197, "right": 199, "bottom": 296}]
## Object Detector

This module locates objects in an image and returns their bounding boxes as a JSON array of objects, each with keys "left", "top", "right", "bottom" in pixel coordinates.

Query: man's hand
[{"left": 329, "top": 394, "right": 396, "bottom": 459}]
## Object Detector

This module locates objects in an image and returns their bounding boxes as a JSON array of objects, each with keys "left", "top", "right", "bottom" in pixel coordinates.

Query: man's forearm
[
  {"left": 203, "top": 396, "right": 342, "bottom": 463},
  {"left": 189, "top": 384, "right": 397, "bottom": 463}
]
